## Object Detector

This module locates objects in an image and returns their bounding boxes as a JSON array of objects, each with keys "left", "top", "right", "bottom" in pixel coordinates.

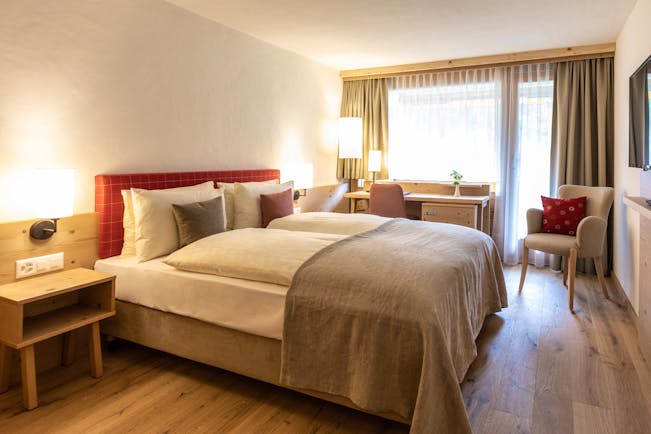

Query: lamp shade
[
  {"left": 368, "top": 150, "right": 382, "bottom": 172},
  {"left": 338, "top": 117, "right": 363, "bottom": 159},
  {"left": 282, "top": 163, "right": 314, "bottom": 190},
  {"left": 34, "top": 169, "right": 74, "bottom": 218}
]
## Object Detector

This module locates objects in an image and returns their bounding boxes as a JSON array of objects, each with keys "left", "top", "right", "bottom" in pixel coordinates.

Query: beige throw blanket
[{"left": 281, "top": 219, "right": 507, "bottom": 434}]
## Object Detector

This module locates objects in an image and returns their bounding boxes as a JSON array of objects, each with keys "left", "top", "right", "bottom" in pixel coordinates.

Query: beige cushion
[
  {"left": 121, "top": 181, "right": 214, "bottom": 256},
  {"left": 524, "top": 233, "right": 577, "bottom": 256},
  {"left": 132, "top": 187, "right": 222, "bottom": 262},
  {"left": 233, "top": 181, "right": 294, "bottom": 229},
  {"left": 172, "top": 196, "right": 226, "bottom": 247},
  {"left": 217, "top": 180, "right": 277, "bottom": 230}
]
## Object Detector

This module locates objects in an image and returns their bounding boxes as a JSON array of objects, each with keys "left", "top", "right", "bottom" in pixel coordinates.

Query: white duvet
[{"left": 164, "top": 228, "right": 345, "bottom": 286}]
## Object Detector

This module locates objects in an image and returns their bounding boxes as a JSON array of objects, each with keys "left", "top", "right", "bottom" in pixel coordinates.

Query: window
[
  {"left": 386, "top": 65, "right": 554, "bottom": 264},
  {"left": 514, "top": 79, "right": 554, "bottom": 240},
  {"left": 388, "top": 70, "right": 501, "bottom": 182}
]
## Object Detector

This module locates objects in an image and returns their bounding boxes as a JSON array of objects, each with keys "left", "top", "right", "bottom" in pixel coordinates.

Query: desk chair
[
  {"left": 369, "top": 184, "right": 407, "bottom": 218},
  {"left": 518, "top": 184, "right": 614, "bottom": 312}
]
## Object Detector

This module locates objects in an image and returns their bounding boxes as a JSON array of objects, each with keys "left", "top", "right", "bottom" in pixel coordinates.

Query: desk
[{"left": 344, "top": 191, "right": 490, "bottom": 234}]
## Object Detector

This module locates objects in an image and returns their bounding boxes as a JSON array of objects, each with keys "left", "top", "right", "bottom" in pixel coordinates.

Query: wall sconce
[
  {"left": 368, "top": 150, "right": 382, "bottom": 183},
  {"left": 282, "top": 163, "right": 314, "bottom": 200},
  {"left": 30, "top": 169, "right": 74, "bottom": 240}
]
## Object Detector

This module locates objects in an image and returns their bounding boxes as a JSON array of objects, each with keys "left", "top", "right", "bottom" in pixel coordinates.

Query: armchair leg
[
  {"left": 519, "top": 246, "right": 529, "bottom": 292},
  {"left": 568, "top": 248, "right": 577, "bottom": 312},
  {"left": 562, "top": 256, "right": 568, "bottom": 287},
  {"left": 593, "top": 256, "right": 609, "bottom": 299}
]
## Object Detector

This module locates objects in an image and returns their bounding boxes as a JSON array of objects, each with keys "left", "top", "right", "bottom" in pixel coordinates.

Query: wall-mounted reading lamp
[
  {"left": 29, "top": 169, "right": 74, "bottom": 240},
  {"left": 282, "top": 163, "right": 314, "bottom": 200}
]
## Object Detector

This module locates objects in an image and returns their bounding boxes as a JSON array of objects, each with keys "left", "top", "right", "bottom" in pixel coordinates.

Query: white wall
[
  {"left": 613, "top": 0, "right": 651, "bottom": 311},
  {"left": 0, "top": 0, "right": 341, "bottom": 222}
]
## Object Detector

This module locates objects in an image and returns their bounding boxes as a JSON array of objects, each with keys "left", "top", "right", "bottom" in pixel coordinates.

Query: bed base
[{"left": 101, "top": 300, "right": 409, "bottom": 425}]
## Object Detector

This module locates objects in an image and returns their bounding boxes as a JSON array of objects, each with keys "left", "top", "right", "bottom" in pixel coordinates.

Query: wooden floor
[{"left": 1, "top": 266, "right": 651, "bottom": 433}]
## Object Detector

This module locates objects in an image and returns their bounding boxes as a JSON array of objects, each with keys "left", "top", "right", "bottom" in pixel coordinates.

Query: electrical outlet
[{"left": 16, "top": 252, "right": 64, "bottom": 279}]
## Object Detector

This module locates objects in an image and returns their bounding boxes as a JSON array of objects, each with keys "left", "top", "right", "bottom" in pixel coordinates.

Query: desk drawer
[{"left": 421, "top": 203, "right": 476, "bottom": 228}]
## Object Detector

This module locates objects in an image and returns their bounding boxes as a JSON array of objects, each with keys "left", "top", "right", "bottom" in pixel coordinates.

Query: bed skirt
[{"left": 100, "top": 300, "right": 409, "bottom": 425}]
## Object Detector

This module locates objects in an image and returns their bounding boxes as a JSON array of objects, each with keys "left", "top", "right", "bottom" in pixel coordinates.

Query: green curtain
[
  {"left": 337, "top": 78, "right": 389, "bottom": 180},
  {"left": 550, "top": 57, "right": 614, "bottom": 273}
]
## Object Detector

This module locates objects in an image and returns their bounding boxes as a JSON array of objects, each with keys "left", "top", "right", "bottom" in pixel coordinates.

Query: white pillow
[
  {"left": 120, "top": 181, "right": 214, "bottom": 256},
  {"left": 132, "top": 187, "right": 223, "bottom": 262},
  {"left": 218, "top": 180, "right": 277, "bottom": 230},
  {"left": 233, "top": 181, "right": 294, "bottom": 229},
  {"left": 121, "top": 190, "right": 136, "bottom": 256}
]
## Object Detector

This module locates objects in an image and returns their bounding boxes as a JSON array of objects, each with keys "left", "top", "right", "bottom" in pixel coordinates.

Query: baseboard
[{"left": 610, "top": 271, "right": 638, "bottom": 326}]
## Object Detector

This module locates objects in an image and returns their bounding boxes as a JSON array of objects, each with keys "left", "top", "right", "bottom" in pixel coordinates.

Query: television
[{"left": 629, "top": 55, "right": 651, "bottom": 171}]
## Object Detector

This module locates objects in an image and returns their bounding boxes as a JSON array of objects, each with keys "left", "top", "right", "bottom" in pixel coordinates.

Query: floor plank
[{"left": 1, "top": 266, "right": 650, "bottom": 433}]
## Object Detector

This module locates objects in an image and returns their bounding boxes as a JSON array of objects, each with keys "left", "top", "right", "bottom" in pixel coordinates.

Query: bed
[{"left": 94, "top": 169, "right": 507, "bottom": 434}]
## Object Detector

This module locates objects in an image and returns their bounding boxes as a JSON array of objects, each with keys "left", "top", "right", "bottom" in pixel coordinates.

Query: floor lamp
[{"left": 338, "top": 117, "right": 363, "bottom": 193}]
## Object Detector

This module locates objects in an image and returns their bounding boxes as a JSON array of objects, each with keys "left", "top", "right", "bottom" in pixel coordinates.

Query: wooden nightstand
[{"left": 0, "top": 268, "right": 115, "bottom": 409}]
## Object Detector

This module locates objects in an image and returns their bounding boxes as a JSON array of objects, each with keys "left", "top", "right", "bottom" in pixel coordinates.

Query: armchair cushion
[
  {"left": 524, "top": 233, "right": 578, "bottom": 256},
  {"left": 540, "top": 195, "right": 586, "bottom": 235}
]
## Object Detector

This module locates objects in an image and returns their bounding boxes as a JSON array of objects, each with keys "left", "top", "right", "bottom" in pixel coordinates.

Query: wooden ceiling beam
[{"left": 340, "top": 43, "right": 616, "bottom": 81}]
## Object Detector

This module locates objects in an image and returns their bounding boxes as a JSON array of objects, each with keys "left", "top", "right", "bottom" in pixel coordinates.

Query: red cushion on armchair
[{"left": 540, "top": 195, "right": 586, "bottom": 235}]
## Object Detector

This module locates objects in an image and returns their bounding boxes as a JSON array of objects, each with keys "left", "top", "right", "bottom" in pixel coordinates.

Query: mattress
[{"left": 95, "top": 255, "right": 288, "bottom": 340}]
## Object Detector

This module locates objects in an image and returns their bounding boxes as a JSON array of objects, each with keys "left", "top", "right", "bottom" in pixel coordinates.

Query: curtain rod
[{"left": 340, "top": 43, "right": 615, "bottom": 81}]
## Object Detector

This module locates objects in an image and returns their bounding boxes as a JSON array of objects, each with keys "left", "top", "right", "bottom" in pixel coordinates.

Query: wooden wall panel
[
  {"left": 0, "top": 213, "right": 98, "bottom": 382},
  {"left": 0, "top": 213, "right": 98, "bottom": 285},
  {"left": 295, "top": 184, "right": 349, "bottom": 214}
]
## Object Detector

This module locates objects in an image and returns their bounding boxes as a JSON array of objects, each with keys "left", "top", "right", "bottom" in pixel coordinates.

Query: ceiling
[{"left": 167, "top": 0, "right": 637, "bottom": 70}]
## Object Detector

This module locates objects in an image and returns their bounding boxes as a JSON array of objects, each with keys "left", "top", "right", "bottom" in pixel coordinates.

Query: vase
[{"left": 454, "top": 184, "right": 461, "bottom": 197}]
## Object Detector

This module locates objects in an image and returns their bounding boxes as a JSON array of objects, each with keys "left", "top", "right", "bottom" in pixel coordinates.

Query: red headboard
[{"left": 95, "top": 169, "right": 280, "bottom": 259}]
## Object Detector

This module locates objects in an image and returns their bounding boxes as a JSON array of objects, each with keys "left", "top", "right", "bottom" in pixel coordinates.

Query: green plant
[{"left": 450, "top": 170, "right": 463, "bottom": 185}]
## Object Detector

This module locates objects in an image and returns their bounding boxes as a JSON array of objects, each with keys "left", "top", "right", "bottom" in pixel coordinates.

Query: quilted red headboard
[{"left": 95, "top": 169, "right": 280, "bottom": 259}]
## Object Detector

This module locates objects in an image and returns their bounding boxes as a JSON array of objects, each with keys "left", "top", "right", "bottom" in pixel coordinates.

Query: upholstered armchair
[{"left": 518, "top": 185, "right": 614, "bottom": 312}]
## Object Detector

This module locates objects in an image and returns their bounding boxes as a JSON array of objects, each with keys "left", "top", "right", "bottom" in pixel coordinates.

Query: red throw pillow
[
  {"left": 540, "top": 195, "right": 586, "bottom": 236},
  {"left": 260, "top": 188, "right": 294, "bottom": 227}
]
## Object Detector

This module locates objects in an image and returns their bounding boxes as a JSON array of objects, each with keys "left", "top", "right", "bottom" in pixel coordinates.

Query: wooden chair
[
  {"left": 518, "top": 184, "right": 614, "bottom": 312},
  {"left": 369, "top": 183, "right": 407, "bottom": 218}
]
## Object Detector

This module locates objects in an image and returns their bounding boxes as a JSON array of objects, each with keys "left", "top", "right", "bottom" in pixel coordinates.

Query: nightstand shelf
[
  {"left": 0, "top": 268, "right": 115, "bottom": 410},
  {"left": 22, "top": 305, "right": 114, "bottom": 347}
]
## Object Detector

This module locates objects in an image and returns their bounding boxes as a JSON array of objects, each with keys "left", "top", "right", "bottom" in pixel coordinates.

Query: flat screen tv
[{"left": 629, "top": 55, "right": 651, "bottom": 171}]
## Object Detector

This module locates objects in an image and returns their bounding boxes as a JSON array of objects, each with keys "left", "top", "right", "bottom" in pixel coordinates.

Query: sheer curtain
[
  {"left": 387, "top": 64, "right": 553, "bottom": 265},
  {"left": 494, "top": 64, "right": 554, "bottom": 265},
  {"left": 388, "top": 69, "right": 502, "bottom": 182}
]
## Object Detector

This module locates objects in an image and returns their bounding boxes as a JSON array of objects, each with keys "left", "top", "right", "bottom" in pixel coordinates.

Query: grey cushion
[{"left": 172, "top": 197, "right": 226, "bottom": 247}]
